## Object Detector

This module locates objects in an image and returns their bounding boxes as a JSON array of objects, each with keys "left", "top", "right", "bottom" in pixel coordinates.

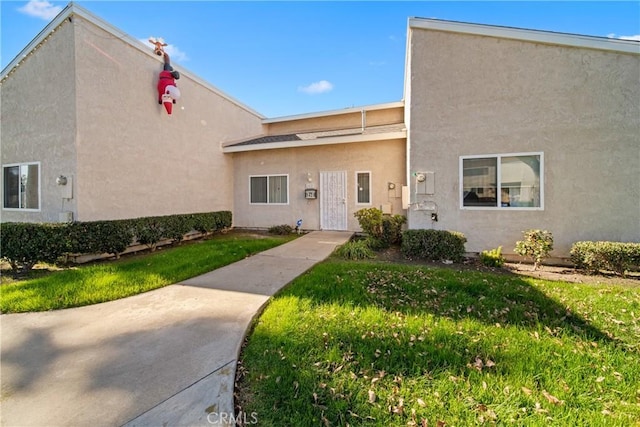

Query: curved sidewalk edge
[{"left": 122, "top": 231, "right": 352, "bottom": 427}]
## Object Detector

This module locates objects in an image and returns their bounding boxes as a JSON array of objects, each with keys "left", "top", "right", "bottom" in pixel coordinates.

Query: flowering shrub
[{"left": 514, "top": 229, "right": 554, "bottom": 270}]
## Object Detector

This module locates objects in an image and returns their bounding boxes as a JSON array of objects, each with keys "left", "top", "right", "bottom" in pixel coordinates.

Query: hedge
[
  {"left": 570, "top": 241, "right": 640, "bottom": 276},
  {"left": 0, "top": 223, "right": 69, "bottom": 274},
  {"left": 401, "top": 229, "right": 467, "bottom": 262},
  {"left": 1, "top": 211, "right": 232, "bottom": 274}
]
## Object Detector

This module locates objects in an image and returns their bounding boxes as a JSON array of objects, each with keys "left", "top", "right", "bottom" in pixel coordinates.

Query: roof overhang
[
  {"left": 409, "top": 18, "right": 640, "bottom": 55},
  {"left": 262, "top": 101, "right": 404, "bottom": 124},
  {"left": 223, "top": 127, "right": 407, "bottom": 153}
]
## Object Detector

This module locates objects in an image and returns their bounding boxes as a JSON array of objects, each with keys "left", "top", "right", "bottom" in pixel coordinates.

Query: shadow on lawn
[{"left": 287, "top": 262, "right": 616, "bottom": 344}]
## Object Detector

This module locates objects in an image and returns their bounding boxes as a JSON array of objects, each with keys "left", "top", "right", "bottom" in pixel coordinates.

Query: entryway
[{"left": 320, "top": 171, "right": 347, "bottom": 230}]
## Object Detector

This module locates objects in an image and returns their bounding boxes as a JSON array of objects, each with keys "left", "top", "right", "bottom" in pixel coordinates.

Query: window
[
  {"left": 250, "top": 174, "right": 288, "bottom": 204},
  {"left": 356, "top": 172, "right": 371, "bottom": 204},
  {"left": 3, "top": 162, "right": 40, "bottom": 210},
  {"left": 460, "top": 153, "right": 543, "bottom": 209}
]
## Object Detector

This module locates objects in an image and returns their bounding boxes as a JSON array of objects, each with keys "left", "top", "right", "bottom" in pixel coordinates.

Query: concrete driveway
[{"left": 0, "top": 231, "right": 351, "bottom": 427}]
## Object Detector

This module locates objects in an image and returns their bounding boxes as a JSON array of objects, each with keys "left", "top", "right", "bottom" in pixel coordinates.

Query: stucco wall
[
  {"left": 408, "top": 28, "right": 640, "bottom": 257},
  {"left": 231, "top": 139, "right": 406, "bottom": 231},
  {"left": 72, "top": 16, "right": 264, "bottom": 221},
  {"left": 266, "top": 107, "right": 404, "bottom": 135},
  {"left": 1, "top": 20, "right": 78, "bottom": 223}
]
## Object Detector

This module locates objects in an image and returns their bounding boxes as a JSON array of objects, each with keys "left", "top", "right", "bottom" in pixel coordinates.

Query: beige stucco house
[
  {"left": 1, "top": 4, "right": 264, "bottom": 224},
  {"left": 2, "top": 4, "right": 638, "bottom": 258},
  {"left": 404, "top": 19, "right": 640, "bottom": 255}
]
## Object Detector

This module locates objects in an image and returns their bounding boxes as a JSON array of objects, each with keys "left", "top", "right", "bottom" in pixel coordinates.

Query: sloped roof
[
  {"left": 0, "top": 2, "right": 265, "bottom": 118},
  {"left": 223, "top": 123, "right": 406, "bottom": 153},
  {"left": 409, "top": 18, "right": 640, "bottom": 55}
]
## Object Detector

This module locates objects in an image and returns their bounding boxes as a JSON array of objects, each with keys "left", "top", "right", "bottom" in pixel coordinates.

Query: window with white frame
[
  {"left": 3, "top": 162, "right": 40, "bottom": 210},
  {"left": 460, "top": 153, "right": 543, "bottom": 209},
  {"left": 356, "top": 172, "right": 371, "bottom": 204},
  {"left": 250, "top": 174, "right": 288, "bottom": 204}
]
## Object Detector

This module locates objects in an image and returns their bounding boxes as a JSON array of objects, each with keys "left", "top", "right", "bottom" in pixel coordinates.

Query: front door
[{"left": 320, "top": 171, "right": 347, "bottom": 230}]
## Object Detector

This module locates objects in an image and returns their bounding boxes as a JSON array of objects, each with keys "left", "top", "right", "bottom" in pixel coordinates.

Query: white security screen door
[{"left": 320, "top": 171, "right": 347, "bottom": 230}]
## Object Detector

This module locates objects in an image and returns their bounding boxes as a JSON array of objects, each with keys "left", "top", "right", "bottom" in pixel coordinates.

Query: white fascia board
[
  {"left": 0, "top": 3, "right": 265, "bottom": 119},
  {"left": 262, "top": 101, "right": 405, "bottom": 124},
  {"left": 222, "top": 130, "right": 407, "bottom": 153},
  {"left": 409, "top": 18, "right": 640, "bottom": 55}
]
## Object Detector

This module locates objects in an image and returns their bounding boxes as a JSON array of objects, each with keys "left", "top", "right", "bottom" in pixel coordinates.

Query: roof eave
[
  {"left": 409, "top": 18, "right": 640, "bottom": 55},
  {"left": 0, "top": 3, "right": 266, "bottom": 119},
  {"left": 222, "top": 130, "right": 407, "bottom": 153},
  {"left": 262, "top": 101, "right": 404, "bottom": 124}
]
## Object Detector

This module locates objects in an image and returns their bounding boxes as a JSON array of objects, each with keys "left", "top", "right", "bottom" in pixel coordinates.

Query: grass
[
  {"left": 0, "top": 232, "right": 295, "bottom": 313},
  {"left": 236, "top": 259, "right": 640, "bottom": 426}
]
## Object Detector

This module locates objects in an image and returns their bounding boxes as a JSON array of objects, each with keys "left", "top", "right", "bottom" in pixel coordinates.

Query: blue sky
[{"left": 2, "top": 1, "right": 639, "bottom": 117}]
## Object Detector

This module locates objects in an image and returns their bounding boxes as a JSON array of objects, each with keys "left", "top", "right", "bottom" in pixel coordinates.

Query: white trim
[
  {"left": 249, "top": 174, "right": 289, "bottom": 205},
  {"left": 0, "top": 4, "right": 265, "bottom": 119},
  {"left": 355, "top": 171, "right": 372, "bottom": 205},
  {"left": 459, "top": 152, "right": 544, "bottom": 211},
  {"left": 223, "top": 130, "right": 407, "bottom": 153},
  {"left": 2, "top": 161, "right": 42, "bottom": 211},
  {"left": 409, "top": 18, "right": 640, "bottom": 55},
  {"left": 262, "top": 101, "right": 404, "bottom": 124}
]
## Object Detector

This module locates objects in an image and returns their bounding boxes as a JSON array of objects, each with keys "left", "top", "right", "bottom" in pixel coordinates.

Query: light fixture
[
  {"left": 56, "top": 175, "right": 68, "bottom": 186},
  {"left": 388, "top": 182, "right": 396, "bottom": 190}
]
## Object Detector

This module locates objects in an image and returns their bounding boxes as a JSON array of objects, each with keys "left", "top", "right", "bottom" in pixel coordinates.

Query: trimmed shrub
[
  {"left": 1, "top": 222, "right": 69, "bottom": 274},
  {"left": 570, "top": 241, "right": 640, "bottom": 276},
  {"left": 354, "top": 207, "right": 383, "bottom": 237},
  {"left": 268, "top": 224, "right": 293, "bottom": 235},
  {"left": 133, "top": 217, "right": 165, "bottom": 251},
  {"left": 67, "top": 220, "right": 134, "bottom": 258},
  {"left": 1, "top": 211, "right": 231, "bottom": 270},
  {"left": 401, "top": 229, "right": 467, "bottom": 262},
  {"left": 381, "top": 214, "right": 407, "bottom": 246},
  {"left": 514, "top": 229, "right": 554, "bottom": 270},
  {"left": 191, "top": 211, "right": 230, "bottom": 234},
  {"left": 336, "top": 238, "right": 375, "bottom": 260},
  {"left": 480, "top": 246, "right": 505, "bottom": 268},
  {"left": 354, "top": 207, "right": 406, "bottom": 249}
]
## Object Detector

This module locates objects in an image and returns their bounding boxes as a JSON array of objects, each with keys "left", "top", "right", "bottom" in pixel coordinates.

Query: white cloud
[
  {"left": 140, "top": 38, "right": 189, "bottom": 62},
  {"left": 18, "top": 0, "right": 62, "bottom": 21},
  {"left": 607, "top": 33, "right": 640, "bottom": 41},
  {"left": 298, "top": 80, "right": 334, "bottom": 95}
]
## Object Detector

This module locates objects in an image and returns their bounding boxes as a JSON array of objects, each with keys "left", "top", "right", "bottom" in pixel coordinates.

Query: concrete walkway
[{"left": 0, "top": 231, "right": 352, "bottom": 427}]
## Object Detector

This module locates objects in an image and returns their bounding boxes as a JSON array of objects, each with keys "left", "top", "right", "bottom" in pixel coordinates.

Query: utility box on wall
[{"left": 304, "top": 188, "right": 317, "bottom": 199}]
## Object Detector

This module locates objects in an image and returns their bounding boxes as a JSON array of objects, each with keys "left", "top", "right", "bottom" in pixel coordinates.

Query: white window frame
[
  {"left": 249, "top": 174, "right": 289, "bottom": 205},
  {"left": 355, "top": 171, "right": 372, "bottom": 205},
  {"left": 2, "top": 161, "right": 41, "bottom": 211},
  {"left": 459, "top": 152, "right": 544, "bottom": 210}
]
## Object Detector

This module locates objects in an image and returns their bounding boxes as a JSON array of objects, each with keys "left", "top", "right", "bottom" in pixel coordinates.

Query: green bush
[
  {"left": 381, "top": 214, "right": 407, "bottom": 246},
  {"left": 133, "top": 217, "right": 165, "bottom": 251},
  {"left": 191, "top": 211, "right": 230, "bottom": 234},
  {"left": 0, "top": 223, "right": 69, "bottom": 274},
  {"left": 514, "top": 229, "right": 554, "bottom": 270},
  {"left": 1, "top": 211, "right": 231, "bottom": 270},
  {"left": 67, "top": 220, "right": 134, "bottom": 258},
  {"left": 268, "top": 224, "right": 293, "bottom": 235},
  {"left": 336, "top": 239, "right": 375, "bottom": 260},
  {"left": 354, "top": 207, "right": 383, "bottom": 236},
  {"left": 570, "top": 241, "right": 640, "bottom": 276},
  {"left": 354, "top": 208, "right": 405, "bottom": 248},
  {"left": 401, "top": 229, "right": 467, "bottom": 262},
  {"left": 480, "top": 246, "right": 505, "bottom": 268}
]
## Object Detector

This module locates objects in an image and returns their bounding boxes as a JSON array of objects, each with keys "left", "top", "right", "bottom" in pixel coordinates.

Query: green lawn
[
  {"left": 237, "top": 260, "right": 640, "bottom": 426},
  {"left": 0, "top": 232, "right": 295, "bottom": 313}
]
